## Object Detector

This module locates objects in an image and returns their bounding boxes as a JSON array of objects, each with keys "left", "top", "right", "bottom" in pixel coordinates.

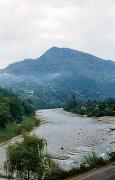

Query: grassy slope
[{"left": 0, "top": 116, "right": 40, "bottom": 143}]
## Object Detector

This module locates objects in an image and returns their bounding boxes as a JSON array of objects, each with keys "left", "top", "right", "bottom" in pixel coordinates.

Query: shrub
[
  {"left": 83, "top": 152, "right": 107, "bottom": 169},
  {"left": 4, "top": 134, "right": 49, "bottom": 180}
]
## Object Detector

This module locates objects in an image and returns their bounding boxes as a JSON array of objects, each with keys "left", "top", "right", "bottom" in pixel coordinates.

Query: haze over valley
[
  {"left": 0, "top": 47, "right": 115, "bottom": 108},
  {"left": 0, "top": 1, "right": 115, "bottom": 179}
]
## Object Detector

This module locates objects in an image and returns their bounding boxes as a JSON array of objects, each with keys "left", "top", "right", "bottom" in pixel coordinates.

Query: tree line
[
  {"left": 0, "top": 88, "right": 34, "bottom": 129},
  {"left": 63, "top": 95, "right": 115, "bottom": 117}
]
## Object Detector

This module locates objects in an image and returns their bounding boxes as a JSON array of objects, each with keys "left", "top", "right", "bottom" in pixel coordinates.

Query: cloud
[{"left": 0, "top": 0, "right": 115, "bottom": 68}]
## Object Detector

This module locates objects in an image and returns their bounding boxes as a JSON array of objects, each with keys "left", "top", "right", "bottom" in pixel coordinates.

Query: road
[{"left": 69, "top": 165, "right": 115, "bottom": 180}]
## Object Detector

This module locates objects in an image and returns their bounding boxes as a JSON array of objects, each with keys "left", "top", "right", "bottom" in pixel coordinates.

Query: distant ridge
[{"left": 0, "top": 47, "right": 115, "bottom": 108}]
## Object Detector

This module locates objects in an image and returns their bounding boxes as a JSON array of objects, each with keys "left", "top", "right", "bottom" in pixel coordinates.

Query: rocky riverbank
[{"left": 97, "top": 116, "right": 115, "bottom": 124}]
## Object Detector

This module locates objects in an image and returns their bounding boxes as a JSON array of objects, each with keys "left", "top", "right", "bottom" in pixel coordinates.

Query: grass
[
  {"left": 45, "top": 151, "right": 115, "bottom": 180},
  {"left": 83, "top": 151, "right": 107, "bottom": 168},
  {"left": 0, "top": 116, "right": 40, "bottom": 143}
]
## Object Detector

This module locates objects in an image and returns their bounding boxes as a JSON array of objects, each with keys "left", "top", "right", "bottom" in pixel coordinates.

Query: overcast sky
[{"left": 0, "top": 0, "right": 115, "bottom": 68}]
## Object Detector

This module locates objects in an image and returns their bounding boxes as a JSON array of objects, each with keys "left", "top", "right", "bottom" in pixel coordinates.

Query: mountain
[
  {"left": 0, "top": 47, "right": 115, "bottom": 108},
  {"left": 0, "top": 87, "right": 14, "bottom": 97}
]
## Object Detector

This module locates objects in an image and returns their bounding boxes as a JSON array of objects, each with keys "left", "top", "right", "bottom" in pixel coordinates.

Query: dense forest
[
  {"left": 63, "top": 96, "right": 115, "bottom": 117},
  {"left": 0, "top": 47, "right": 115, "bottom": 109},
  {"left": 0, "top": 87, "right": 34, "bottom": 129}
]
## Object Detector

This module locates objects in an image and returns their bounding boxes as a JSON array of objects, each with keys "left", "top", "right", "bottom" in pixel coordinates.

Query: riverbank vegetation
[
  {"left": 3, "top": 133, "right": 115, "bottom": 180},
  {"left": 5, "top": 137, "right": 115, "bottom": 180},
  {"left": 45, "top": 151, "right": 115, "bottom": 180},
  {"left": 4, "top": 134, "right": 60, "bottom": 180},
  {"left": 0, "top": 117, "right": 39, "bottom": 143},
  {"left": 63, "top": 96, "right": 115, "bottom": 117},
  {"left": 0, "top": 87, "right": 39, "bottom": 143}
]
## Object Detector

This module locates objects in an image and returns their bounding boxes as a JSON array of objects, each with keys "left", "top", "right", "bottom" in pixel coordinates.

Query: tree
[
  {"left": 9, "top": 98, "right": 23, "bottom": 122},
  {"left": 4, "top": 134, "right": 50, "bottom": 180},
  {"left": 22, "top": 101, "right": 34, "bottom": 116},
  {"left": 0, "top": 99, "right": 11, "bottom": 128},
  {"left": 63, "top": 95, "right": 77, "bottom": 111},
  {"left": 0, "top": 105, "right": 11, "bottom": 128}
]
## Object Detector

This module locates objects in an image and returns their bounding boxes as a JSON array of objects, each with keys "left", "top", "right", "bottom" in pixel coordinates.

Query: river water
[
  {"left": 0, "top": 108, "right": 115, "bottom": 178},
  {"left": 33, "top": 108, "right": 115, "bottom": 169}
]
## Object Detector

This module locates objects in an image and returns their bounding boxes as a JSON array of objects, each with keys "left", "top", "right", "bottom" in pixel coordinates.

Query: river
[
  {"left": 34, "top": 108, "right": 115, "bottom": 169},
  {"left": 0, "top": 108, "right": 115, "bottom": 178}
]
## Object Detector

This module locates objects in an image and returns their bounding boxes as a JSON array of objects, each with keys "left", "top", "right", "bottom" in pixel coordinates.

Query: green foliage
[
  {"left": 4, "top": 134, "right": 54, "bottom": 180},
  {"left": 63, "top": 95, "right": 77, "bottom": 111},
  {"left": 22, "top": 101, "right": 35, "bottom": 116},
  {"left": 0, "top": 123, "right": 22, "bottom": 143},
  {"left": 0, "top": 101, "right": 11, "bottom": 128},
  {"left": 0, "top": 87, "right": 14, "bottom": 98},
  {"left": 108, "top": 152, "right": 115, "bottom": 161},
  {"left": 0, "top": 117, "right": 39, "bottom": 143},
  {"left": 45, "top": 152, "right": 111, "bottom": 180},
  {"left": 64, "top": 98, "right": 115, "bottom": 117},
  {"left": 21, "top": 116, "right": 39, "bottom": 131},
  {"left": 9, "top": 98, "right": 23, "bottom": 122},
  {"left": 0, "top": 96, "right": 34, "bottom": 129},
  {"left": 1, "top": 47, "right": 115, "bottom": 109},
  {"left": 0, "top": 88, "right": 38, "bottom": 144},
  {"left": 83, "top": 152, "right": 106, "bottom": 169}
]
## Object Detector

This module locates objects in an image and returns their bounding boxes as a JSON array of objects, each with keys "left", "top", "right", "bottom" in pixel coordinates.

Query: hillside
[
  {"left": 0, "top": 47, "right": 115, "bottom": 108},
  {"left": 0, "top": 87, "right": 14, "bottom": 97}
]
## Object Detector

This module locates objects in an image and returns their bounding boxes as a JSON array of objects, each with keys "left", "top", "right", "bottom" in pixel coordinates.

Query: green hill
[{"left": 0, "top": 47, "right": 115, "bottom": 108}]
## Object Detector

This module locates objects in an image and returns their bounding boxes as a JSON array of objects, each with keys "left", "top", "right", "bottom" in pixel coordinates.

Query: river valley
[
  {"left": 34, "top": 108, "right": 115, "bottom": 169},
  {"left": 0, "top": 108, "right": 115, "bottom": 178}
]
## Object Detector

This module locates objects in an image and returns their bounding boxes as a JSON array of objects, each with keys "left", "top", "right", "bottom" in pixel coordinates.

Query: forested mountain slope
[{"left": 0, "top": 47, "right": 115, "bottom": 108}]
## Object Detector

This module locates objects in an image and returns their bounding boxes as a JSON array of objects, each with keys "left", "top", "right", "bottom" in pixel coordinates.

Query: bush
[
  {"left": 64, "top": 98, "right": 115, "bottom": 117},
  {"left": 21, "top": 116, "right": 40, "bottom": 131},
  {"left": 108, "top": 152, "right": 115, "bottom": 161},
  {"left": 0, "top": 117, "right": 40, "bottom": 143},
  {"left": 4, "top": 134, "right": 62, "bottom": 180},
  {"left": 83, "top": 152, "right": 107, "bottom": 169}
]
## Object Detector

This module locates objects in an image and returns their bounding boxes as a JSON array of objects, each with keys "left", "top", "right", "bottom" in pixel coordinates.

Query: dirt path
[{"left": 69, "top": 164, "right": 115, "bottom": 180}]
